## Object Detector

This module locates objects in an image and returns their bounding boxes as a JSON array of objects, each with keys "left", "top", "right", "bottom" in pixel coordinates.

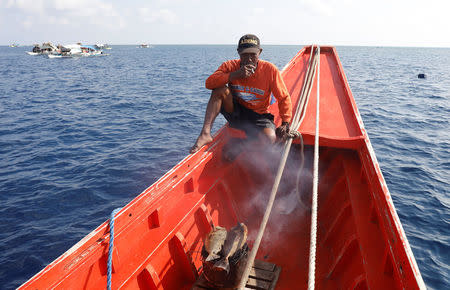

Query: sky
[{"left": 1, "top": 0, "right": 449, "bottom": 47}]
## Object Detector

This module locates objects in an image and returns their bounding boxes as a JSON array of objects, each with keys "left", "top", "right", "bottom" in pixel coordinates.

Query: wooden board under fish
[{"left": 192, "top": 259, "right": 281, "bottom": 290}]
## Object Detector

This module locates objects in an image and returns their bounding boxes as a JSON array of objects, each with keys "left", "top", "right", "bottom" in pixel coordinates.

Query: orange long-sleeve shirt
[{"left": 205, "top": 59, "right": 292, "bottom": 123}]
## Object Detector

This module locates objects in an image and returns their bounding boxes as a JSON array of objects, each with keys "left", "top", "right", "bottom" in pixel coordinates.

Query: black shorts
[{"left": 220, "top": 98, "right": 275, "bottom": 139}]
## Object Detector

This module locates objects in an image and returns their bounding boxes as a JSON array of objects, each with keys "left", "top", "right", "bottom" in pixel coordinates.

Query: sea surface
[{"left": 0, "top": 45, "right": 448, "bottom": 289}]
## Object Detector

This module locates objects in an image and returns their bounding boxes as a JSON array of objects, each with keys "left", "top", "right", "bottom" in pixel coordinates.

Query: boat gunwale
[{"left": 329, "top": 46, "right": 425, "bottom": 288}]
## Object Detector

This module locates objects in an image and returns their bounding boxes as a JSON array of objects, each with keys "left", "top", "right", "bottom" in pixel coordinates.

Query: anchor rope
[
  {"left": 107, "top": 208, "right": 121, "bottom": 290},
  {"left": 307, "top": 45, "right": 320, "bottom": 290},
  {"left": 237, "top": 45, "right": 321, "bottom": 289}
]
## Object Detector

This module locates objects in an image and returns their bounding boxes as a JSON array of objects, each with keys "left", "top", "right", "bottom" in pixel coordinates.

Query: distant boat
[
  {"left": 26, "top": 42, "right": 106, "bottom": 58},
  {"left": 26, "top": 44, "right": 40, "bottom": 55},
  {"left": 41, "top": 42, "right": 59, "bottom": 54},
  {"left": 95, "top": 43, "right": 112, "bottom": 50},
  {"left": 46, "top": 44, "right": 105, "bottom": 58},
  {"left": 139, "top": 44, "right": 150, "bottom": 48},
  {"left": 26, "top": 42, "right": 58, "bottom": 55},
  {"left": 9, "top": 43, "right": 19, "bottom": 47},
  {"left": 80, "top": 45, "right": 104, "bottom": 56},
  {"left": 47, "top": 54, "right": 72, "bottom": 59},
  {"left": 46, "top": 44, "right": 78, "bottom": 58}
]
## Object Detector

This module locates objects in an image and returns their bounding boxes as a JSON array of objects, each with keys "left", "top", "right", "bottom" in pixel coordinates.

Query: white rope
[
  {"left": 307, "top": 45, "right": 320, "bottom": 290},
  {"left": 237, "top": 45, "right": 320, "bottom": 289},
  {"left": 292, "top": 46, "right": 319, "bottom": 208},
  {"left": 291, "top": 45, "right": 316, "bottom": 129}
]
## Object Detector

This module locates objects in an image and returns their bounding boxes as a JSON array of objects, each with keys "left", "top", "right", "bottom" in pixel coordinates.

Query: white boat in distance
[
  {"left": 47, "top": 44, "right": 105, "bottom": 58},
  {"left": 95, "top": 43, "right": 111, "bottom": 50},
  {"left": 26, "top": 42, "right": 106, "bottom": 58},
  {"left": 27, "top": 42, "right": 58, "bottom": 55}
]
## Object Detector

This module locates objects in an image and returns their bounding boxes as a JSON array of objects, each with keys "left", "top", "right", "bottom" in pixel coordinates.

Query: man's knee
[
  {"left": 261, "top": 127, "right": 276, "bottom": 143},
  {"left": 211, "top": 86, "right": 231, "bottom": 100}
]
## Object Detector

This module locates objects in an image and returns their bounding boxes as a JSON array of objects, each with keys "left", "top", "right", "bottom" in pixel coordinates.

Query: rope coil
[{"left": 287, "top": 130, "right": 302, "bottom": 139}]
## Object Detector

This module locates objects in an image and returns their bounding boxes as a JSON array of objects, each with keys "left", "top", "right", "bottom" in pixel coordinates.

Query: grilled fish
[
  {"left": 214, "top": 223, "right": 248, "bottom": 272},
  {"left": 204, "top": 226, "right": 227, "bottom": 262}
]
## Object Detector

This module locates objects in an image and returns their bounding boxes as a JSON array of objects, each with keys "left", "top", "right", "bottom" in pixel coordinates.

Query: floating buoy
[{"left": 418, "top": 73, "right": 426, "bottom": 79}]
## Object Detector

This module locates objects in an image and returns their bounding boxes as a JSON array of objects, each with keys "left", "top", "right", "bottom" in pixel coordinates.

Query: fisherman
[{"left": 190, "top": 34, "right": 292, "bottom": 158}]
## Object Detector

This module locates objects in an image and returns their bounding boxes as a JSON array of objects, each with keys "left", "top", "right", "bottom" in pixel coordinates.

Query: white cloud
[
  {"left": 22, "top": 16, "right": 33, "bottom": 29},
  {"left": 47, "top": 15, "right": 69, "bottom": 25},
  {"left": 138, "top": 7, "right": 150, "bottom": 17},
  {"left": 302, "top": 0, "right": 334, "bottom": 16},
  {"left": 3, "top": 0, "right": 127, "bottom": 30},
  {"left": 51, "top": 0, "right": 116, "bottom": 18},
  {"left": 139, "top": 8, "right": 179, "bottom": 25},
  {"left": 6, "top": 0, "right": 45, "bottom": 15},
  {"left": 253, "top": 7, "right": 265, "bottom": 15},
  {"left": 51, "top": 0, "right": 82, "bottom": 11},
  {"left": 1, "top": 0, "right": 449, "bottom": 46}
]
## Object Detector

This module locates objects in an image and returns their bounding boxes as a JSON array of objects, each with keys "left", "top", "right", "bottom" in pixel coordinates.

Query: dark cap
[{"left": 237, "top": 34, "right": 261, "bottom": 54}]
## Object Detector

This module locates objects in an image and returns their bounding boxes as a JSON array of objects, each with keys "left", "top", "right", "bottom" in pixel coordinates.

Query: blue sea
[{"left": 0, "top": 45, "right": 448, "bottom": 289}]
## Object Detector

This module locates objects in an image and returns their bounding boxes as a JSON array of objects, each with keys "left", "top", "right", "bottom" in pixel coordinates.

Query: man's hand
[
  {"left": 276, "top": 122, "right": 290, "bottom": 140},
  {"left": 229, "top": 64, "right": 256, "bottom": 81}
]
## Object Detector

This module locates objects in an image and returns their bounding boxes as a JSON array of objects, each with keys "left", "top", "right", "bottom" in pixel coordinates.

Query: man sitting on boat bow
[{"left": 190, "top": 34, "right": 293, "bottom": 158}]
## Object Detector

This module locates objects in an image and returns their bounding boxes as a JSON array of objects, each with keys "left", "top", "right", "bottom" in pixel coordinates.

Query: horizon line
[{"left": 2, "top": 43, "right": 450, "bottom": 49}]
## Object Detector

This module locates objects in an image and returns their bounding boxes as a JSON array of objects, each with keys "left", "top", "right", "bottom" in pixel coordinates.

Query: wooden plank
[
  {"left": 245, "top": 276, "right": 271, "bottom": 289},
  {"left": 253, "top": 260, "right": 275, "bottom": 272},
  {"left": 246, "top": 262, "right": 281, "bottom": 290},
  {"left": 192, "top": 260, "right": 280, "bottom": 290},
  {"left": 269, "top": 266, "right": 281, "bottom": 290},
  {"left": 249, "top": 267, "right": 276, "bottom": 281}
]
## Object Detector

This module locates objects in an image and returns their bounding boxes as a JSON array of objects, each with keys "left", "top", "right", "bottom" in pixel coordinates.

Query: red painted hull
[{"left": 20, "top": 46, "right": 425, "bottom": 289}]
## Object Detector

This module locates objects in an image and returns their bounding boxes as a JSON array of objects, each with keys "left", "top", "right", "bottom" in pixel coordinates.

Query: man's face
[{"left": 239, "top": 49, "right": 261, "bottom": 67}]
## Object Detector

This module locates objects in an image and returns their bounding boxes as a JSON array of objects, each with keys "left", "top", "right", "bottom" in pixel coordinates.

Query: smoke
[{"left": 237, "top": 142, "right": 314, "bottom": 247}]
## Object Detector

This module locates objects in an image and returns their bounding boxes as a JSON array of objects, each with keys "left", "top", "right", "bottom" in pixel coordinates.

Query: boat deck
[{"left": 270, "top": 46, "right": 365, "bottom": 149}]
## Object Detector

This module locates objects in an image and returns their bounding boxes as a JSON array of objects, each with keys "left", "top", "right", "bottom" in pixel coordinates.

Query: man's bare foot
[{"left": 190, "top": 133, "right": 213, "bottom": 153}]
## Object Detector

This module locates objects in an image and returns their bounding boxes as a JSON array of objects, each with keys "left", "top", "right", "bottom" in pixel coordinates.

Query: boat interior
[{"left": 113, "top": 136, "right": 403, "bottom": 289}]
